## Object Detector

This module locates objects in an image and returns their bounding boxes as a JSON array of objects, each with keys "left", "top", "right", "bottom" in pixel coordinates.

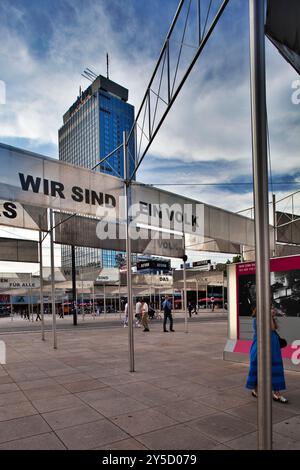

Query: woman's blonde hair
[{"left": 252, "top": 307, "right": 257, "bottom": 317}]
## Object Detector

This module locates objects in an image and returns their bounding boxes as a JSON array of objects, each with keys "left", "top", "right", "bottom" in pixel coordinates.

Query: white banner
[
  {"left": 130, "top": 184, "right": 204, "bottom": 236},
  {"left": 0, "top": 143, "right": 255, "bottom": 251},
  {"left": 133, "top": 274, "right": 173, "bottom": 287},
  {"left": 0, "top": 273, "right": 40, "bottom": 289},
  {"left": 0, "top": 200, "right": 47, "bottom": 231},
  {"left": 0, "top": 143, "right": 124, "bottom": 220},
  {"left": 95, "top": 268, "right": 119, "bottom": 283}
]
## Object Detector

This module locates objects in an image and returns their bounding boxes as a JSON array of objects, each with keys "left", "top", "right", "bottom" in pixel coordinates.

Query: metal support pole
[
  {"left": 92, "top": 283, "right": 95, "bottom": 319},
  {"left": 118, "top": 269, "right": 121, "bottom": 317},
  {"left": 249, "top": 0, "right": 272, "bottom": 450},
  {"left": 124, "top": 130, "right": 135, "bottom": 372},
  {"left": 81, "top": 275, "right": 84, "bottom": 321},
  {"left": 183, "top": 269, "right": 188, "bottom": 334},
  {"left": 272, "top": 194, "right": 276, "bottom": 257},
  {"left": 196, "top": 280, "right": 199, "bottom": 311},
  {"left": 103, "top": 284, "right": 106, "bottom": 318},
  {"left": 49, "top": 209, "right": 57, "bottom": 349},
  {"left": 159, "top": 288, "right": 161, "bottom": 313},
  {"left": 30, "top": 273, "right": 33, "bottom": 322},
  {"left": 71, "top": 245, "right": 77, "bottom": 325},
  {"left": 39, "top": 225, "right": 45, "bottom": 340},
  {"left": 222, "top": 271, "right": 225, "bottom": 311}
]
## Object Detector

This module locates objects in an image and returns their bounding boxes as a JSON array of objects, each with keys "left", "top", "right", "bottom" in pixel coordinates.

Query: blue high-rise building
[{"left": 59, "top": 75, "right": 135, "bottom": 268}]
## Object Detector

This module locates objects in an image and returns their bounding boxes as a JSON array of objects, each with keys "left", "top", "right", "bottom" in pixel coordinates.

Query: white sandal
[{"left": 273, "top": 393, "right": 288, "bottom": 404}]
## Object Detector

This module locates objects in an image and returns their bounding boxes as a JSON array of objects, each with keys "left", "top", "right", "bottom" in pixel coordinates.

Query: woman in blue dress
[{"left": 246, "top": 307, "right": 288, "bottom": 403}]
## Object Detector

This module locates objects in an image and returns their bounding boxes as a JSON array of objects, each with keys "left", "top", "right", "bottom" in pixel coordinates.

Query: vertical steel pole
[
  {"left": 103, "top": 284, "right": 106, "bottom": 317},
  {"left": 39, "top": 224, "right": 45, "bottom": 340},
  {"left": 71, "top": 245, "right": 77, "bottom": 325},
  {"left": 272, "top": 194, "right": 276, "bottom": 257},
  {"left": 30, "top": 273, "right": 33, "bottom": 322},
  {"left": 92, "top": 283, "right": 95, "bottom": 319},
  {"left": 124, "top": 131, "right": 135, "bottom": 372},
  {"left": 183, "top": 235, "right": 188, "bottom": 332},
  {"left": 118, "top": 269, "right": 121, "bottom": 318},
  {"left": 49, "top": 209, "right": 57, "bottom": 349},
  {"left": 183, "top": 263, "right": 188, "bottom": 332},
  {"left": 222, "top": 271, "right": 225, "bottom": 311},
  {"left": 249, "top": 0, "right": 272, "bottom": 450},
  {"left": 159, "top": 288, "right": 161, "bottom": 313}
]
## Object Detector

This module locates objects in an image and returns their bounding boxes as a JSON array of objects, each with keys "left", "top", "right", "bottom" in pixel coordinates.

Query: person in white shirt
[
  {"left": 135, "top": 299, "right": 142, "bottom": 328},
  {"left": 123, "top": 302, "right": 128, "bottom": 327},
  {"left": 141, "top": 299, "right": 150, "bottom": 332}
]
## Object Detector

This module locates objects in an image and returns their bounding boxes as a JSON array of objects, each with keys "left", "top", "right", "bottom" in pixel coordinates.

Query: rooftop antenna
[
  {"left": 106, "top": 53, "right": 109, "bottom": 79},
  {"left": 81, "top": 67, "right": 99, "bottom": 82}
]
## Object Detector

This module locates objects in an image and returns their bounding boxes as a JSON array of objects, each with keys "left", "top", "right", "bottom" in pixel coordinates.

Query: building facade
[{"left": 59, "top": 75, "right": 135, "bottom": 268}]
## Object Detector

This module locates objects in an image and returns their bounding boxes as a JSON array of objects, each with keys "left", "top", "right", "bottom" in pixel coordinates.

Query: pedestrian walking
[
  {"left": 162, "top": 295, "right": 174, "bottom": 332},
  {"left": 188, "top": 302, "right": 193, "bottom": 318},
  {"left": 135, "top": 298, "right": 142, "bottom": 328},
  {"left": 123, "top": 301, "right": 128, "bottom": 327},
  {"left": 58, "top": 306, "right": 64, "bottom": 318},
  {"left": 36, "top": 308, "right": 41, "bottom": 321},
  {"left": 141, "top": 299, "right": 150, "bottom": 332},
  {"left": 246, "top": 307, "right": 288, "bottom": 403}
]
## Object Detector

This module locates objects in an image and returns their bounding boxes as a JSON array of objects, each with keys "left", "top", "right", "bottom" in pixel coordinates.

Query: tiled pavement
[{"left": 0, "top": 320, "right": 299, "bottom": 450}]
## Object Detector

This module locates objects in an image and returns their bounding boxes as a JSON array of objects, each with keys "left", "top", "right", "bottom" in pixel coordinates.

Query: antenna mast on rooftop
[
  {"left": 106, "top": 53, "right": 109, "bottom": 79},
  {"left": 81, "top": 68, "right": 99, "bottom": 82}
]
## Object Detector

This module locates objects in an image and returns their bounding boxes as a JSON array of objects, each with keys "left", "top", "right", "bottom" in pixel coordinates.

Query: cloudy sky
[{"left": 0, "top": 0, "right": 299, "bottom": 269}]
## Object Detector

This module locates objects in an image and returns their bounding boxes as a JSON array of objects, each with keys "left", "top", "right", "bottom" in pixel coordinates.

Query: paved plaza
[{"left": 0, "top": 318, "right": 299, "bottom": 450}]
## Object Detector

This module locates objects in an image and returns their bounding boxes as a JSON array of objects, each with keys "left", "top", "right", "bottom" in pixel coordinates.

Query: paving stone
[
  {"left": 0, "top": 401, "right": 37, "bottom": 422},
  {"left": 0, "top": 391, "right": 28, "bottom": 406},
  {"left": 18, "top": 378, "right": 58, "bottom": 391},
  {"left": 153, "top": 399, "right": 217, "bottom": 423},
  {"left": 273, "top": 416, "right": 300, "bottom": 442},
  {"left": 63, "top": 379, "right": 106, "bottom": 393},
  {"left": 32, "top": 394, "right": 84, "bottom": 413},
  {"left": 187, "top": 412, "right": 257, "bottom": 443},
  {"left": 0, "top": 376, "right": 13, "bottom": 384},
  {"left": 23, "top": 384, "right": 70, "bottom": 401},
  {"left": 0, "top": 432, "right": 66, "bottom": 450},
  {"left": 136, "top": 423, "right": 219, "bottom": 450},
  {"left": 111, "top": 408, "right": 177, "bottom": 436},
  {"left": 56, "top": 419, "right": 127, "bottom": 450},
  {"left": 90, "top": 396, "right": 149, "bottom": 418},
  {"left": 54, "top": 373, "right": 92, "bottom": 384},
  {"left": 0, "top": 415, "right": 51, "bottom": 444},
  {"left": 42, "top": 404, "right": 103, "bottom": 430},
  {"left": 226, "top": 401, "right": 298, "bottom": 425},
  {"left": 0, "top": 382, "right": 20, "bottom": 394},
  {"left": 97, "top": 438, "right": 148, "bottom": 450},
  {"left": 226, "top": 431, "right": 300, "bottom": 450},
  {"left": 197, "top": 389, "right": 252, "bottom": 411},
  {"left": 76, "top": 388, "right": 125, "bottom": 405}
]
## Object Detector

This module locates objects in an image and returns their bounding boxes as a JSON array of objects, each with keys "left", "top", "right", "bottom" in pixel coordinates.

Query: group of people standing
[{"left": 123, "top": 295, "right": 174, "bottom": 333}]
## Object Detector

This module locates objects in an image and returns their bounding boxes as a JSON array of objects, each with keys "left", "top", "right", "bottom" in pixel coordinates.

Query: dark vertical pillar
[{"left": 72, "top": 245, "right": 77, "bottom": 326}]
